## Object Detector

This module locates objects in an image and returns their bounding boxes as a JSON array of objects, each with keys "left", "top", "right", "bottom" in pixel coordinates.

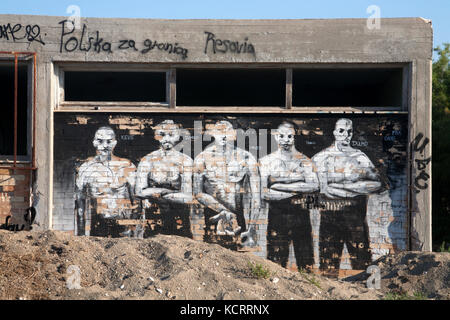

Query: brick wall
[
  {"left": 0, "top": 167, "right": 31, "bottom": 226},
  {"left": 53, "top": 113, "right": 409, "bottom": 274}
]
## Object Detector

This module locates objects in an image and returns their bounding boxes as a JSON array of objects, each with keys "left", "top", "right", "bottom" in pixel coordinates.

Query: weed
[
  {"left": 439, "top": 241, "right": 450, "bottom": 253},
  {"left": 412, "top": 291, "right": 428, "bottom": 300},
  {"left": 298, "top": 267, "right": 322, "bottom": 289},
  {"left": 298, "top": 267, "right": 307, "bottom": 275},
  {"left": 383, "top": 291, "right": 428, "bottom": 300},
  {"left": 307, "top": 274, "right": 322, "bottom": 289},
  {"left": 248, "top": 261, "right": 271, "bottom": 279}
]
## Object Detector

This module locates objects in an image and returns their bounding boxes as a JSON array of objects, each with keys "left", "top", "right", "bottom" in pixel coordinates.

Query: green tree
[{"left": 432, "top": 43, "right": 450, "bottom": 251}]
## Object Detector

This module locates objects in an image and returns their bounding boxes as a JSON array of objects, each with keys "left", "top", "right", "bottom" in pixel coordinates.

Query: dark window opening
[
  {"left": 177, "top": 69, "right": 285, "bottom": 106},
  {"left": 293, "top": 68, "right": 403, "bottom": 107},
  {"left": 64, "top": 71, "right": 167, "bottom": 102},
  {"left": 0, "top": 63, "right": 29, "bottom": 156}
]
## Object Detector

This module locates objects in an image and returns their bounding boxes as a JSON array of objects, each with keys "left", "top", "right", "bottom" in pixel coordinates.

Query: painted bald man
[
  {"left": 193, "top": 120, "right": 261, "bottom": 249},
  {"left": 75, "top": 126, "right": 137, "bottom": 237},
  {"left": 312, "top": 118, "right": 381, "bottom": 272},
  {"left": 259, "top": 121, "right": 319, "bottom": 269},
  {"left": 135, "top": 120, "right": 194, "bottom": 238}
]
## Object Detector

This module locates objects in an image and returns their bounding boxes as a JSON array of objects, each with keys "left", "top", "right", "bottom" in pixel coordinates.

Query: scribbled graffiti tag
[
  {"left": 0, "top": 207, "right": 36, "bottom": 231},
  {"left": 411, "top": 133, "right": 431, "bottom": 193},
  {"left": 204, "top": 31, "right": 256, "bottom": 56},
  {"left": 0, "top": 23, "right": 45, "bottom": 45}
]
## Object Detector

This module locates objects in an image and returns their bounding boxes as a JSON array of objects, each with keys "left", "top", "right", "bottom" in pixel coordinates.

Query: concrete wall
[{"left": 0, "top": 14, "right": 433, "bottom": 275}]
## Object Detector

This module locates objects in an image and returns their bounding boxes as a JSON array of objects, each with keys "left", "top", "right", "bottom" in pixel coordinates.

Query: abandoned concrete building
[{"left": 0, "top": 14, "right": 432, "bottom": 276}]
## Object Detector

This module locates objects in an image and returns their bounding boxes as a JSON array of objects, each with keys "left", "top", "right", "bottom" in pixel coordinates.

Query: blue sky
[{"left": 1, "top": 0, "right": 449, "bottom": 58}]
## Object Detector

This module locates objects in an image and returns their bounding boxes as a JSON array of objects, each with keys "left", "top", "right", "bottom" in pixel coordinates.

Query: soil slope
[{"left": 0, "top": 230, "right": 447, "bottom": 300}]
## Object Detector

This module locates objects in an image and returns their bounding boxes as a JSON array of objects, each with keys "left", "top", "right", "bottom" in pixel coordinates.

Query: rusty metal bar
[
  {"left": 169, "top": 69, "right": 176, "bottom": 108},
  {"left": 13, "top": 54, "right": 18, "bottom": 170},
  {"left": 0, "top": 51, "right": 35, "bottom": 55},
  {"left": 0, "top": 51, "right": 37, "bottom": 172},
  {"left": 0, "top": 166, "right": 37, "bottom": 170},
  {"left": 285, "top": 68, "right": 293, "bottom": 109},
  {"left": 32, "top": 53, "right": 37, "bottom": 169}
]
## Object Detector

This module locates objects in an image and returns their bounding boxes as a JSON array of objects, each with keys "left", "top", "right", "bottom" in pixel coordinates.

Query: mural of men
[
  {"left": 312, "top": 118, "right": 382, "bottom": 272},
  {"left": 75, "top": 126, "right": 137, "bottom": 237},
  {"left": 193, "top": 120, "right": 261, "bottom": 249},
  {"left": 259, "top": 121, "right": 319, "bottom": 269},
  {"left": 135, "top": 120, "right": 194, "bottom": 238}
]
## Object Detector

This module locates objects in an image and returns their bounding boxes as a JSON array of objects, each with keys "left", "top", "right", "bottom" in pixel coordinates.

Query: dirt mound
[
  {"left": 0, "top": 230, "right": 384, "bottom": 300},
  {"left": 377, "top": 252, "right": 450, "bottom": 299},
  {"left": 344, "top": 251, "right": 450, "bottom": 300}
]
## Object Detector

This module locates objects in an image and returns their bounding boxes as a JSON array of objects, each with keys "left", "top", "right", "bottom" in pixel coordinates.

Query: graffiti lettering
[
  {"left": 204, "top": 31, "right": 255, "bottom": 56},
  {"left": 0, "top": 23, "right": 45, "bottom": 45},
  {"left": 305, "top": 194, "right": 325, "bottom": 209},
  {"left": 59, "top": 20, "right": 112, "bottom": 53},
  {"left": 412, "top": 132, "right": 429, "bottom": 154},
  {"left": 59, "top": 20, "right": 187, "bottom": 58},
  {"left": 119, "top": 39, "right": 138, "bottom": 51},
  {"left": 0, "top": 207, "right": 36, "bottom": 232},
  {"left": 352, "top": 140, "right": 369, "bottom": 147},
  {"left": 411, "top": 133, "right": 431, "bottom": 193},
  {"left": 141, "top": 39, "right": 188, "bottom": 59},
  {"left": 0, "top": 216, "right": 24, "bottom": 231},
  {"left": 415, "top": 157, "right": 431, "bottom": 171},
  {"left": 414, "top": 171, "right": 430, "bottom": 190},
  {"left": 120, "top": 134, "right": 134, "bottom": 141}
]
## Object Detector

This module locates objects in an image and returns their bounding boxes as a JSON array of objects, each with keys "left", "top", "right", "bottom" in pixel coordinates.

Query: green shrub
[
  {"left": 248, "top": 261, "right": 271, "bottom": 279},
  {"left": 383, "top": 291, "right": 428, "bottom": 300},
  {"left": 298, "top": 267, "right": 321, "bottom": 289},
  {"left": 439, "top": 241, "right": 450, "bottom": 253}
]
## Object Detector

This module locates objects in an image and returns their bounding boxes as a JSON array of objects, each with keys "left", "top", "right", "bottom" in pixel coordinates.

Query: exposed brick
[
  {"left": 1, "top": 186, "right": 14, "bottom": 192},
  {"left": 0, "top": 177, "right": 16, "bottom": 186}
]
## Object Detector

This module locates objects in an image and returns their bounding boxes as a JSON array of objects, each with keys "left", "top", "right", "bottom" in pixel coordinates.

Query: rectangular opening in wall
[
  {"left": 0, "top": 61, "right": 29, "bottom": 157},
  {"left": 177, "top": 68, "right": 285, "bottom": 106},
  {"left": 292, "top": 67, "right": 403, "bottom": 107},
  {"left": 64, "top": 71, "right": 167, "bottom": 102}
]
